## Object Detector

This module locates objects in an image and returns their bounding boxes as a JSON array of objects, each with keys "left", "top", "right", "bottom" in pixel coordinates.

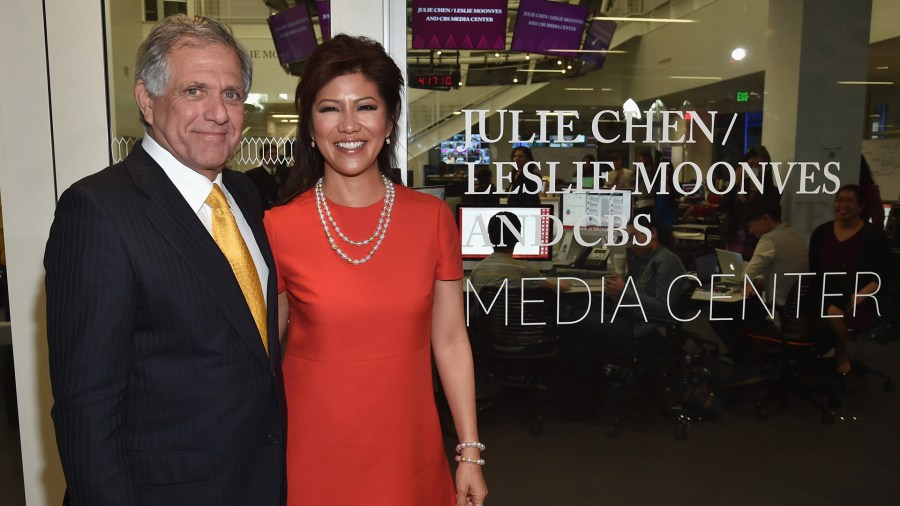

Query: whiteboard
[{"left": 862, "top": 138, "right": 900, "bottom": 202}]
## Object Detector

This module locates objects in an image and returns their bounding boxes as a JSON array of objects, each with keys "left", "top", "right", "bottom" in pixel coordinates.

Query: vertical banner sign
[
  {"left": 411, "top": 0, "right": 507, "bottom": 50},
  {"left": 268, "top": 3, "right": 318, "bottom": 65},
  {"left": 316, "top": 0, "right": 331, "bottom": 40},
  {"left": 510, "top": 0, "right": 588, "bottom": 57},
  {"left": 580, "top": 14, "right": 616, "bottom": 68}
]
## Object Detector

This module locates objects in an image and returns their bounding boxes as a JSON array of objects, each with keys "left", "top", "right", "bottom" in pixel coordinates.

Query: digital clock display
[{"left": 408, "top": 67, "right": 461, "bottom": 91}]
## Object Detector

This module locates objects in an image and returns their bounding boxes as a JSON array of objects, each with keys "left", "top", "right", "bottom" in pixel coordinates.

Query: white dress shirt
[{"left": 142, "top": 134, "right": 269, "bottom": 304}]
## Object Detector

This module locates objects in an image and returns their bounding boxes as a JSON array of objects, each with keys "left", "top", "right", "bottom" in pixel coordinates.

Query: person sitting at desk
[
  {"left": 567, "top": 216, "right": 688, "bottom": 383},
  {"left": 461, "top": 167, "right": 500, "bottom": 205},
  {"left": 710, "top": 197, "right": 809, "bottom": 372},
  {"left": 469, "top": 211, "right": 571, "bottom": 293},
  {"left": 809, "top": 184, "right": 891, "bottom": 374}
]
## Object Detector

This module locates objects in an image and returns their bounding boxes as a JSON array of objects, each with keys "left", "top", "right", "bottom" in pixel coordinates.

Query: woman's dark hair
[
  {"left": 743, "top": 145, "right": 772, "bottom": 164},
  {"left": 278, "top": 34, "right": 404, "bottom": 204},
  {"left": 511, "top": 146, "right": 534, "bottom": 163},
  {"left": 860, "top": 155, "right": 875, "bottom": 186},
  {"left": 836, "top": 184, "right": 866, "bottom": 215}
]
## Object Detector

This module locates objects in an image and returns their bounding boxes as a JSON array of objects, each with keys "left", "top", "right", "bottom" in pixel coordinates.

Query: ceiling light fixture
[
  {"left": 547, "top": 49, "right": 628, "bottom": 54},
  {"left": 623, "top": 98, "right": 641, "bottom": 119},
  {"left": 564, "top": 88, "right": 594, "bottom": 91},
  {"left": 837, "top": 81, "right": 894, "bottom": 85},
  {"left": 669, "top": 75, "right": 723, "bottom": 80},
  {"left": 593, "top": 16, "right": 697, "bottom": 23},
  {"left": 731, "top": 48, "right": 747, "bottom": 61}
]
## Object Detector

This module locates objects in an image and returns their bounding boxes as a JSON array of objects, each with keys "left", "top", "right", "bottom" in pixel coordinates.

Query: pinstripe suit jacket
[{"left": 44, "top": 143, "right": 286, "bottom": 506}]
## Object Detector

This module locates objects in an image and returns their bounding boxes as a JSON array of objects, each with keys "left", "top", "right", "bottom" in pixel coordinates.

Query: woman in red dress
[{"left": 264, "top": 35, "right": 487, "bottom": 506}]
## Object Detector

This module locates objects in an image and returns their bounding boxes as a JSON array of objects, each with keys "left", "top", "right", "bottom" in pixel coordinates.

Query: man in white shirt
[{"left": 714, "top": 197, "right": 808, "bottom": 371}]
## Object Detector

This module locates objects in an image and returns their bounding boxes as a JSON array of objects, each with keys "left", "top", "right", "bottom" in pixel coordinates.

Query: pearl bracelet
[
  {"left": 455, "top": 455, "right": 486, "bottom": 466},
  {"left": 455, "top": 442, "right": 486, "bottom": 453}
]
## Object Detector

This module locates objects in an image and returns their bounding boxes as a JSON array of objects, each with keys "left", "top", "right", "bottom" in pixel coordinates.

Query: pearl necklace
[{"left": 314, "top": 174, "right": 395, "bottom": 265}]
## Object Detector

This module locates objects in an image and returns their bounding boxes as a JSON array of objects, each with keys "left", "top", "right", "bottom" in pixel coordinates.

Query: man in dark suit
[
  {"left": 245, "top": 143, "right": 289, "bottom": 208},
  {"left": 44, "top": 15, "right": 285, "bottom": 506}
]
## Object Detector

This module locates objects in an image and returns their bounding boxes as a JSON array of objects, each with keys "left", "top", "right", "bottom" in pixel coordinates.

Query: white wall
[{"left": 1, "top": 0, "right": 109, "bottom": 504}]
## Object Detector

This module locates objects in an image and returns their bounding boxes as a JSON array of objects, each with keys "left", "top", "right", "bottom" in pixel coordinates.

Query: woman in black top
[{"left": 809, "top": 184, "right": 891, "bottom": 374}]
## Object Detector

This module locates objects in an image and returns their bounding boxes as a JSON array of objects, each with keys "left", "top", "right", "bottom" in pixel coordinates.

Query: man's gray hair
[{"left": 135, "top": 15, "right": 252, "bottom": 123}]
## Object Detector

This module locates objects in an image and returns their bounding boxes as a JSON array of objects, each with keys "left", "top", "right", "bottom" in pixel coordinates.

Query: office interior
[{"left": 1, "top": 0, "right": 900, "bottom": 504}]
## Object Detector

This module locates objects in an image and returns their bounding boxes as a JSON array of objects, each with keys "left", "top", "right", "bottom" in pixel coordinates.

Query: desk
[{"left": 692, "top": 287, "right": 744, "bottom": 303}]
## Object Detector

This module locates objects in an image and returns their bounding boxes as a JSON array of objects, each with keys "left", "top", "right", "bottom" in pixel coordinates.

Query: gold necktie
[{"left": 206, "top": 184, "right": 268, "bottom": 354}]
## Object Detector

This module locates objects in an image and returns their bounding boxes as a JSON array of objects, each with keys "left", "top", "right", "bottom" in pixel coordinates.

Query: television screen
[
  {"left": 561, "top": 190, "right": 632, "bottom": 230},
  {"left": 580, "top": 14, "right": 617, "bottom": 68},
  {"left": 510, "top": 0, "right": 588, "bottom": 57},
  {"left": 411, "top": 0, "right": 507, "bottom": 50},
  {"left": 457, "top": 205, "right": 554, "bottom": 260},
  {"left": 268, "top": 4, "right": 318, "bottom": 65},
  {"left": 440, "top": 133, "right": 491, "bottom": 165},
  {"left": 465, "top": 61, "right": 525, "bottom": 86},
  {"left": 414, "top": 186, "right": 446, "bottom": 200}
]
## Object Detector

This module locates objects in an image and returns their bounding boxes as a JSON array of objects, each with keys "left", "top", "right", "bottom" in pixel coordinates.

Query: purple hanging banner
[
  {"left": 411, "top": 0, "right": 507, "bottom": 50},
  {"left": 510, "top": 0, "right": 588, "bottom": 57}
]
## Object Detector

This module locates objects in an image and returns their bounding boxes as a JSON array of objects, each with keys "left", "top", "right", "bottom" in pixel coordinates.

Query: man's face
[{"left": 136, "top": 41, "right": 245, "bottom": 180}]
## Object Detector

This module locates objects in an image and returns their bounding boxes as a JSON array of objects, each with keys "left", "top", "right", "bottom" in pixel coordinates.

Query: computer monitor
[
  {"left": 568, "top": 175, "right": 595, "bottom": 190},
  {"left": 457, "top": 204, "right": 554, "bottom": 270},
  {"left": 413, "top": 186, "right": 445, "bottom": 200},
  {"left": 561, "top": 190, "right": 632, "bottom": 230},
  {"left": 680, "top": 182, "right": 704, "bottom": 200}
]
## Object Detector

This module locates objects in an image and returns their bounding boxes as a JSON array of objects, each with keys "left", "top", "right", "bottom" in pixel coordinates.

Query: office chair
[
  {"left": 597, "top": 284, "right": 714, "bottom": 440},
  {"left": 468, "top": 285, "right": 564, "bottom": 437},
  {"left": 738, "top": 278, "right": 839, "bottom": 424}
]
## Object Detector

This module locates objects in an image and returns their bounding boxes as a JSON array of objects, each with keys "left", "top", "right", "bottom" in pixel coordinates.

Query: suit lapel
[
  {"left": 223, "top": 170, "right": 283, "bottom": 369},
  {"left": 126, "top": 143, "right": 270, "bottom": 367}
]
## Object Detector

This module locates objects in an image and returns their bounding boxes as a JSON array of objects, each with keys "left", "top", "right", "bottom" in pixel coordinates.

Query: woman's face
[
  {"left": 311, "top": 72, "right": 392, "bottom": 180},
  {"left": 512, "top": 149, "right": 529, "bottom": 168},
  {"left": 833, "top": 189, "right": 862, "bottom": 221}
]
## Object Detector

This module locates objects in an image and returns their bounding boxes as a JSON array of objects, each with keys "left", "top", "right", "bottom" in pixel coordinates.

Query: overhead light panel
[
  {"left": 547, "top": 49, "right": 628, "bottom": 54},
  {"left": 669, "top": 75, "right": 722, "bottom": 80},
  {"left": 593, "top": 16, "right": 697, "bottom": 23}
]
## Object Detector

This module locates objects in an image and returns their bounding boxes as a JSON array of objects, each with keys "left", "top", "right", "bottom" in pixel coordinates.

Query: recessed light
[{"left": 731, "top": 48, "right": 747, "bottom": 61}]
